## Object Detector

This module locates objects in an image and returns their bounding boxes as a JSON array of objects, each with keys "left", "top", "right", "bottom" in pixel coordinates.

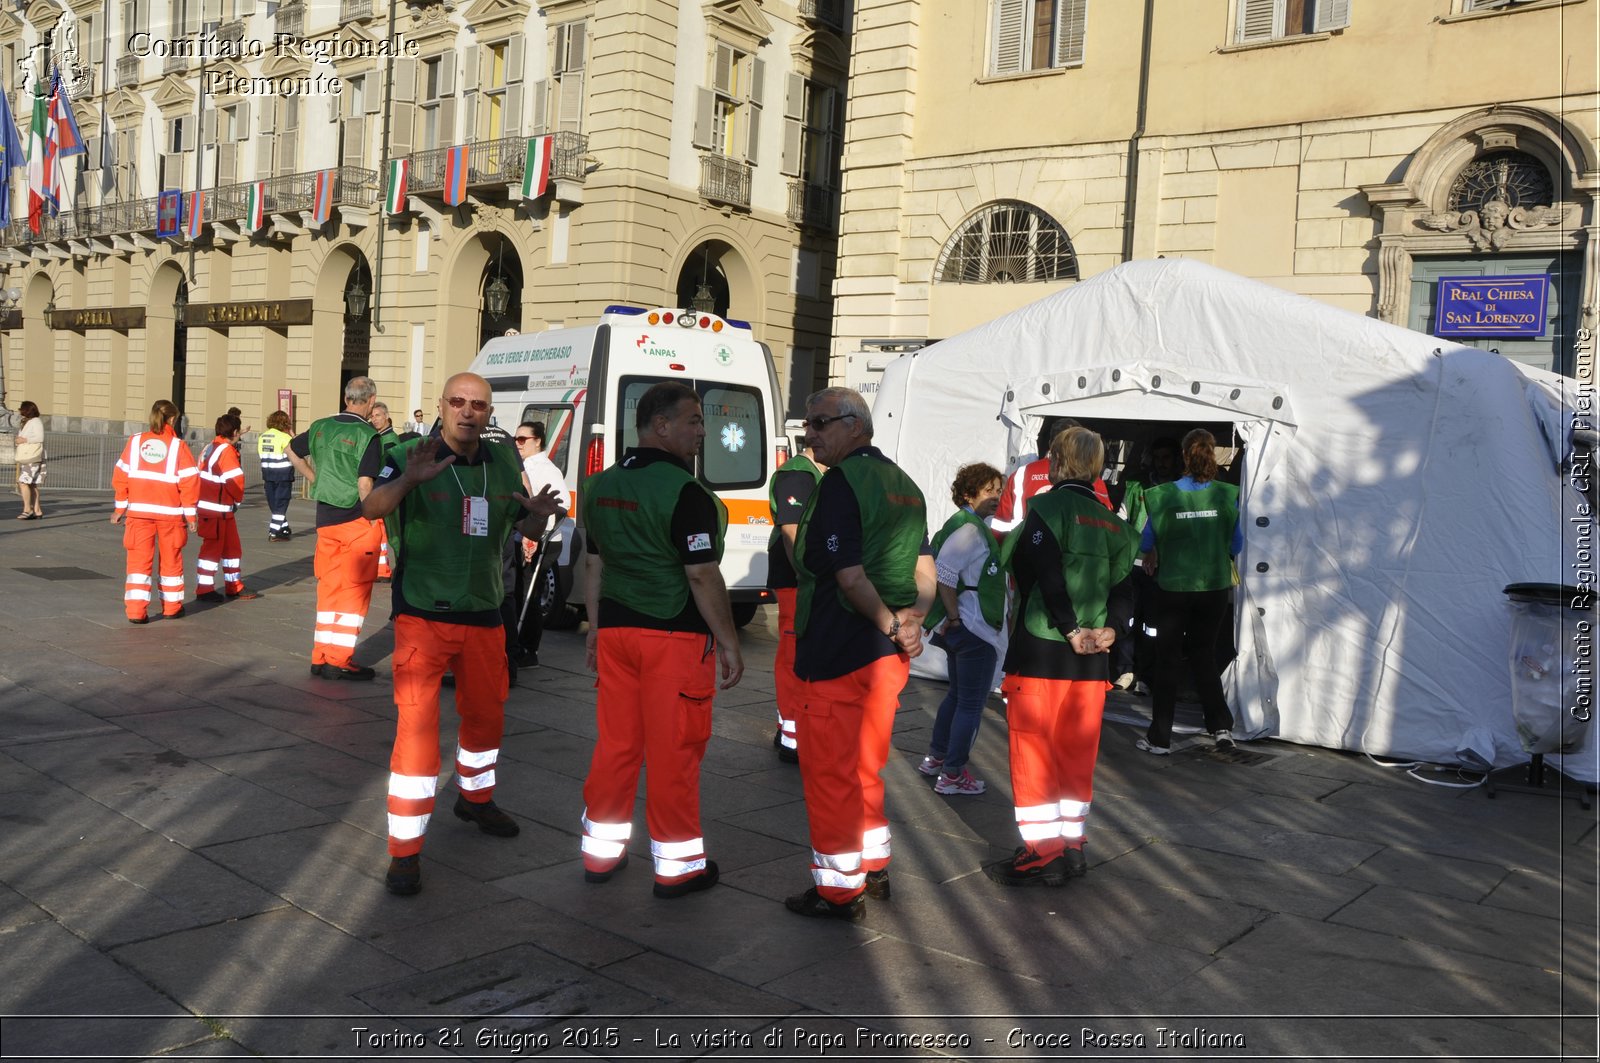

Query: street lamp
[
  {"left": 691, "top": 282, "right": 715, "bottom": 314},
  {"left": 484, "top": 274, "right": 511, "bottom": 320},
  {"left": 345, "top": 274, "right": 370, "bottom": 320}
]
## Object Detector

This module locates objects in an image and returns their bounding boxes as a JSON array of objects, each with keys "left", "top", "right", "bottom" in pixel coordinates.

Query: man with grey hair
[
  {"left": 289, "top": 376, "right": 385, "bottom": 680},
  {"left": 785, "top": 386, "right": 937, "bottom": 921}
]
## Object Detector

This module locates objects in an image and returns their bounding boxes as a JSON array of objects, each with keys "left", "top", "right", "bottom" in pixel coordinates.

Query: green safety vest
[
  {"left": 377, "top": 426, "right": 400, "bottom": 453},
  {"left": 1145, "top": 480, "right": 1239, "bottom": 592},
  {"left": 767, "top": 453, "right": 823, "bottom": 550},
  {"left": 307, "top": 415, "right": 377, "bottom": 508},
  {"left": 924, "top": 508, "right": 1006, "bottom": 631},
  {"left": 794, "top": 452, "right": 926, "bottom": 637},
  {"left": 391, "top": 438, "right": 524, "bottom": 613},
  {"left": 582, "top": 456, "right": 728, "bottom": 619},
  {"left": 1121, "top": 480, "right": 1149, "bottom": 538},
  {"left": 1006, "top": 487, "right": 1138, "bottom": 640}
]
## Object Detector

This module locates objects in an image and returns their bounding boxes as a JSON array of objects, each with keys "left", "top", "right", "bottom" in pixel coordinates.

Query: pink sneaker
[
  {"left": 917, "top": 755, "right": 944, "bottom": 777},
  {"left": 934, "top": 769, "right": 986, "bottom": 795}
]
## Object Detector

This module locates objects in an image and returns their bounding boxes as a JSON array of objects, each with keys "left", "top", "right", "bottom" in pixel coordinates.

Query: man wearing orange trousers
[
  {"left": 195, "top": 413, "right": 259, "bottom": 602},
  {"left": 787, "top": 388, "right": 936, "bottom": 921},
  {"left": 111, "top": 399, "right": 199, "bottom": 623},
  {"left": 361, "top": 372, "right": 562, "bottom": 895},
  {"left": 579, "top": 382, "right": 743, "bottom": 900},
  {"left": 289, "top": 377, "right": 384, "bottom": 680}
]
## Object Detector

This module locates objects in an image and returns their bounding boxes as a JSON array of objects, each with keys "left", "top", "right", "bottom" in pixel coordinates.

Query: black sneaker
[
  {"left": 309, "top": 663, "right": 324, "bottom": 677},
  {"left": 1211, "top": 729, "right": 1237, "bottom": 749},
  {"left": 864, "top": 869, "right": 891, "bottom": 900},
  {"left": 1062, "top": 847, "right": 1088, "bottom": 879},
  {"left": 128, "top": 616, "right": 150, "bottom": 625},
  {"left": 319, "top": 664, "right": 377, "bottom": 682},
  {"left": 584, "top": 851, "right": 629, "bottom": 883},
  {"left": 385, "top": 855, "right": 421, "bottom": 895},
  {"left": 453, "top": 794, "right": 519, "bottom": 837},
  {"left": 984, "top": 847, "right": 1069, "bottom": 888},
  {"left": 196, "top": 591, "right": 223, "bottom": 603},
  {"left": 784, "top": 886, "right": 865, "bottom": 921},
  {"left": 773, "top": 729, "right": 799, "bottom": 764},
  {"left": 653, "top": 860, "right": 719, "bottom": 899}
]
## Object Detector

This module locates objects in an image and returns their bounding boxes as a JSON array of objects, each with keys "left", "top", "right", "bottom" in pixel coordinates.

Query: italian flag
[
  {"left": 385, "top": 158, "right": 408, "bottom": 215},
  {"left": 520, "top": 135, "right": 552, "bottom": 200},
  {"left": 245, "top": 180, "right": 266, "bottom": 231}
]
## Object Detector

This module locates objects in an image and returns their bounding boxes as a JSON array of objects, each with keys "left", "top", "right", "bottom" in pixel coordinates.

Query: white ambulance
[{"left": 466, "top": 305, "right": 787, "bottom": 628}]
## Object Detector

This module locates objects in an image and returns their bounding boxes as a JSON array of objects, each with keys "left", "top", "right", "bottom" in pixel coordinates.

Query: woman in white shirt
[
  {"left": 919, "top": 462, "right": 1006, "bottom": 796},
  {"left": 14, "top": 400, "right": 44, "bottom": 520},
  {"left": 512, "top": 421, "right": 572, "bottom": 665}
]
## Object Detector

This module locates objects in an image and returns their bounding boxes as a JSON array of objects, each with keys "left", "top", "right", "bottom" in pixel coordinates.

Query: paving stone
[
  {"left": 0, "top": 747, "right": 51, "bottom": 794},
  {"left": 603, "top": 948, "right": 798, "bottom": 1016},
  {"left": 203, "top": 681, "right": 392, "bottom": 731},
  {"left": 1314, "top": 781, "right": 1581, "bottom": 869},
  {"left": 204, "top": 742, "right": 390, "bottom": 808},
  {"left": 114, "top": 705, "right": 305, "bottom": 760},
  {"left": 1482, "top": 866, "right": 1600, "bottom": 925},
  {"left": 361, "top": 897, "right": 644, "bottom": 972},
  {"left": 302, "top": 717, "right": 409, "bottom": 767},
  {"left": 1344, "top": 844, "right": 1511, "bottom": 902},
  {"left": 8, "top": 831, "right": 284, "bottom": 947},
  {"left": 0, "top": 880, "right": 48, "bottom": 931},
  {"left": 1096, "top": 838, "right": 1375, "bottom": 920},
  {"left": 0, "top": 782, "right": 154, "bottom": 875}
]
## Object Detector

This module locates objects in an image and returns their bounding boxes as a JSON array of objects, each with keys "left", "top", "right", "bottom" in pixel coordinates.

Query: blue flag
[{"left": 0, "top": 86, "right": 25, "bottom": 227}]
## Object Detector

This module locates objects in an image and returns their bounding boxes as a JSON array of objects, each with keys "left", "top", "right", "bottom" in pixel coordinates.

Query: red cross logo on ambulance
[{"left": 139, "top": 437, "right": 170, "bottom": 464}]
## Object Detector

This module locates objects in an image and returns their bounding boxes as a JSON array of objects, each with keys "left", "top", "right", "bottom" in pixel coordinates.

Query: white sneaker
[
  {"left": 1135, "top": 738, "right": 1170, "bottom": 756},
  {"left": 1211, "top": 729, "right": 1236, "bottom": 749},
  {"left": 917, "top": 755, "right": 944, "bottom": 777},
  {"left": 1113, "top": 672, "right": 1136, "bottom": 691}
]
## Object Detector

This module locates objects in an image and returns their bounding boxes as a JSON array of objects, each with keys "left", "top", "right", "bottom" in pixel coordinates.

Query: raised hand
[
  {"left": 513, "top": 484, "right": 563, "bottom": 521},
  {"left": 402, "top": 444, "right": 458, "bottom": 486}
]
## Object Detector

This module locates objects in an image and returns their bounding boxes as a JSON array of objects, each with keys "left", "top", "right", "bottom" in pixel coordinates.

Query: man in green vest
[
  {"left": 369, "top": 402, "right": 401, "bottom": 579},
  {"left": 786, "top": 387, "right": 936, "bottom": 921},
  {"left": 288, "top": 376, "right": 385, "bottom": 680},
  {"left": 360, "top": 372, "right": 562, "bottom": 896},
  {"left": 578, "top": 381, "right": 743, "bottom": 900},
  {"left": 767, "top": 444, "right": 827, "bottom": 763}
]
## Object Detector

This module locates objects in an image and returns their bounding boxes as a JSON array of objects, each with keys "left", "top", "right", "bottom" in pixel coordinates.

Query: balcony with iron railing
[
  {"left": 404, "top": 131, "right": 590, "bottom": 197},
  {"left": 699, "top": 153, "right": 752, "bottom": 210},
  {"left": 0, "top": 166, "right": 380, "bottom": 249},
  {"left": 787, "top": 180, "right": 838, "bottom": 232},
  {"left": 276, "top": 2, "right": 305, "bottom": 37},
  {"left": 798, "top": 0, "right": 846, "bottom": 31},
  {"left": 339, "top": 0, "right": 374, "bottom": 22},
  {"left": 116, "top": 53, "right": 139, "bottom": 88}
]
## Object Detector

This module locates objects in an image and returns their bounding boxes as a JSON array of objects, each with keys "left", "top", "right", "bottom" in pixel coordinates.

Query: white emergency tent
[{"left": 872, "top": 259, "right": 1591, "bottom": 780}]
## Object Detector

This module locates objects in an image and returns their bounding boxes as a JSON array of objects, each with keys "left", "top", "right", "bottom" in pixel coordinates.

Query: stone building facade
[
  {"left": 1, "top": 0, "right": 851, "bottom": 428},
  {"left": 833, "top": 0, "right": 1597, "bottom": 384}
]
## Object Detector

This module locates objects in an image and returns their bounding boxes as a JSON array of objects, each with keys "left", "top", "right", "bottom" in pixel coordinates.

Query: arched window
[
  {"left": 1446, "top": 150, "right": 1555, "bottom": 213},
  {"left": 934, "top": 201, "right": 1078, "bottom": 284}
]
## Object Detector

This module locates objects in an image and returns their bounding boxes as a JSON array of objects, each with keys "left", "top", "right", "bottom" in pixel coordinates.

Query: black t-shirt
[
  {"left": 290, "top": 412, "right": 374, "bottom": 527},
  {"left": 767, "top": 466, "right": 820, "bottom": 589},
  {"left": 793, "top": 448, "right": 931, "bottom": 683},
  {"left": 364, "top": 437, "right": 511, "bottom": 627},
  {"left": 1003, "top": 481, "right": 1134, "bottom": 681},
  {"left": 585, "top": 448, "right": 722, "bottom": 634}
]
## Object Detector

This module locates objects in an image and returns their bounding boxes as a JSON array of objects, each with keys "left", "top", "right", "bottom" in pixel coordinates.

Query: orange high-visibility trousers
[
  {"left": 796, "top": 653, "right": 908, "bottom": 904},
  {"left": 123, "top": 518, "right": 187, "bottom": 619},
  {"left": 377, "top": 522, "right": 393, "bottom": 579},
  {"left": 1000, "top": 674, "right": 1108, "bottom": 861},
  {"left": 581, "top": 627, "right": 716, "bottom": 887},
  {"left": 197, "top": 514, "right": 244, "bottom": 594},
  {"left": 386, "top": 615, "right": 510, "bottom": 857},
  {"left": 773, "top": 587, "right": 800, "bottom": 753},
  {"left": 311, "top": 518, "right": 383, "bottom": 667}
]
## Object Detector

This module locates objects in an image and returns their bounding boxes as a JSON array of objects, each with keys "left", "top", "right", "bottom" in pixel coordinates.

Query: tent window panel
[{"left": 933, "top": 201, "right": 1079, "bottom": 285}]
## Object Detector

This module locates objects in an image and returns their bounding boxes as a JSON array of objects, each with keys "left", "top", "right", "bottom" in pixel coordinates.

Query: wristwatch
[
  {"left": 1067, "top": 626, "right": 1085, "bottom": 640},
  {"left": 886, "top": 616, "right": 902, "bottom": 639}
]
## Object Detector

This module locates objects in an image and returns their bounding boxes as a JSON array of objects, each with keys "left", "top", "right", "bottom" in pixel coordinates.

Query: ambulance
[{"left": 466, "top": 305, "right": 787, "bottom": 628}]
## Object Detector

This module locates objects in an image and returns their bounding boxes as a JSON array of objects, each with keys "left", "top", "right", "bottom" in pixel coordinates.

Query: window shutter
[
  {"left": 693, "top": 86, "right": 715, "bottom": 150},
  {"left": 463, "top": 45, "right": 479, "bottom": 94},
  {"left": 138, "top": 0, "right": 151, "bottom": 35},
  {"left": 389, "top": 104, "right": 413, "bottom": 158},
  {"left": 438, "top": 96, "right": 455, "bottom": 144},
  {"left": 1055, "top": 0, "right": 1087, "bottom": 65},
  {"left": 504, "top": 85, "right": 522, "bottom": 136},
  {"left": 507, "top": 34, "right": 525, "bottom": 83},
  {"left": 780, "top": 75, "right": 802, "bottom": 176},
  {"left": 236, "top": 0, "right": 252, "bottom": 14},
  {"left": 235, "top": 101, "right": 250, "bottom": 137},
  {"left": 992, "top": 0, "right": 1025, "bottom": 75},
  {"left": 439, "top": 50, "right": 457, "bottom": 95},
  {"left": 259, "top": 96, "right": 275, "bottom": 133},
  {"left": 162, "top": 152, "right": 184, "bottom": 188},
  {"left": 216, "top": 142, "right": 236, "bottom": 184},
  {"left": 342, "top": 117, "right": 365, "bottom": 168},
  {"left": 87, "top": 16, "right": 104, "bottom": 66},
  {"left": 393, "top": 58, "right": 416, "bottom": 103},
  {"left": 745, "top": 106, "right": 759, "bottom": 163},
  {"left": 122, "top": 2, "right": 136, "bottom": 42},
  {"left": 1236, "top": 0, "right": 1283, "bottom": 42},
  {"left": 553, "top": 23, "right": 568, "bottom": 74},
  {"left": 366, "top": 86, "right": 381, "bottom": 115},
  {"left": 185, "top": 0, "right": 200, "bottom": 36},
  {"left": 84, "top": 135, "right": 100, "bottom": 171},
  {"left": 530, "top": 78, "right": 548, "bottom": 134},
  {"left": 256, "top": 132, "right": 273, "bottom": 176},
  {"left": 784, "top": 73, "right": 805, "bottom": 120},
  {"left": 464, "top": 95, "right": 478, "bottom": 141},
  {"left": 1312, "top": 0, "right": 1351, "bottom": 32},
  {"left": 568, "top": 21, "right": 587, "bottom": 70},
  {"left": 714, "top": 42, "right": 734, "bottom": 94},
  {"left": 276, "top": 128, "right": 297, "bottom": 176},
  {"left": 557, "top": 70, "right": 583, "bottom": 133},
  {"left": 750, "top": 57, "right": 765, "bottom": 106},
  {"left": 200, "top": 107, "right": 216, "bottom": 144}
]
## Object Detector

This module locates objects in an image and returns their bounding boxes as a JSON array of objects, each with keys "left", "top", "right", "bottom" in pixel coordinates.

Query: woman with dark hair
[
  {"left": 111, "top": 400, "right": 199, "bottom": 623},
  {"left": 988, "top": 427, "right": 1137, "bottom": 887},
  {"left": 14, "top": 400, "right": 44, "bottom": 519},
  {"left": 1136, "top": 428, "right": 1243, "bottom": 754},
  {"left": 919, "top": 462, "right": 1006, "bottom": 796}
]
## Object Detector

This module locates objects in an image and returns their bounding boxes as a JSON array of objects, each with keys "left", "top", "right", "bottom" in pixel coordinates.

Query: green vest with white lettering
[
  {"left": 1006, "top": 488, "right": 1138, "bottom": 639},
  {"left": 583, "top": 458, "right": 728, "bottom": 619},
  {"left": 392, "top": 438, "right": 524, "bottom": 613},
  {"left": 307, "top": 415, "right": 377, "bottom": 508},
  {"left": 793, "top": 453, "right": 926, "bottom": 637},
  {"left": 923, "top": 508, "right": 1006, "bottom": 631},
  {"left": 1144, "top": 480, "right": 1239, "bottom": 592},
  {"left": 767, "top": 453, "right": 823, "bottom": 550}
]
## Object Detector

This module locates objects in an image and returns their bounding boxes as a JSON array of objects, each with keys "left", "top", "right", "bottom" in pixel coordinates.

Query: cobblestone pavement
[{"left": 0, "top": 495, "right": 1595, "bottom": 1061}]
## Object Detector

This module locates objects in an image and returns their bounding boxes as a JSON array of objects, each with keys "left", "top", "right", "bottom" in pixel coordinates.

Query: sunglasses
[
  {"left": 445, "top": 397, "right": 490, "bottom": 411},
  {"left": 513, "top": 435, "right": 534, "bottom": 444},
  {"left": 802, "top": 413, "right": 855, "bottom": 431}
]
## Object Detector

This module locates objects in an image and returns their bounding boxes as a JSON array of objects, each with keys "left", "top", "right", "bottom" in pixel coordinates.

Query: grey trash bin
[{"left": 1503, "top": 583, "right": 1592, "bottom": 755}]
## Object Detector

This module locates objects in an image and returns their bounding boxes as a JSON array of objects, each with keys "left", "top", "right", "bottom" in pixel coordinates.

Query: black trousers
[{"left": 1143, "top": 585, "right": 1235, "bottom": 747}]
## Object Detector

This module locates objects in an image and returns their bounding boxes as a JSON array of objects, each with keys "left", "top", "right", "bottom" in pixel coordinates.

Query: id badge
[{"left": 463, "top": 496, "right": 489, "bottom": 537}]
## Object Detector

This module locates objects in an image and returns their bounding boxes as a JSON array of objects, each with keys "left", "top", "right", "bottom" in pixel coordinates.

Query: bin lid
[{"left": 1504, "top": 583, "right": 1592, "bottom": 608}]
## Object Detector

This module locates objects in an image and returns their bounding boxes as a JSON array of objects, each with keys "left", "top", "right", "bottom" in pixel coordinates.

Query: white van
[{"left": 466, "top": 305, "right": 788, "bottom": 628}]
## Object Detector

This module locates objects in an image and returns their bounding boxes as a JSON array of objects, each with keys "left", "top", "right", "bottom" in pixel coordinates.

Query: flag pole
[{"left": 371, "top": 0, "right": 400, "bottom": 335}]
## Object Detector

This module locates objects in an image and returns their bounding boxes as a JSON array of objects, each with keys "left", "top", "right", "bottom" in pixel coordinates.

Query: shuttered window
[
  {"left": 990, "top": 0, "right": 1088, "bottom": 77},
  {"left": 1235, "top": 0, "right": 1349, "bottom": 44}
]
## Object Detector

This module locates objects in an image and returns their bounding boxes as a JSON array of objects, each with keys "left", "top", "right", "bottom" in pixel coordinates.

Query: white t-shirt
[
  {"left": 521, "top": 451, "right": 572, "bottom": 538},
  {"left": 934, "top": 518, "right": 1004, "bottom": 647}
]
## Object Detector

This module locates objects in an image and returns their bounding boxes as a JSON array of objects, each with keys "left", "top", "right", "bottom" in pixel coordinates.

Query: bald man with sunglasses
[{"left": 361, "top": 372, "right": 562, "bottom": 896}]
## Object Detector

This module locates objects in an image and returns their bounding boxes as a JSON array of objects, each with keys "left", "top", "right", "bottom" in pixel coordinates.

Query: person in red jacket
[
  {"left": 111, "top": 400, "right": 199, "bottom": 623},
  {"left": 196, "top": 413, "right": 259, "bottom": 603},
  {"left": 991, "top": 418, "right": 1110, "bottom": 539}
]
